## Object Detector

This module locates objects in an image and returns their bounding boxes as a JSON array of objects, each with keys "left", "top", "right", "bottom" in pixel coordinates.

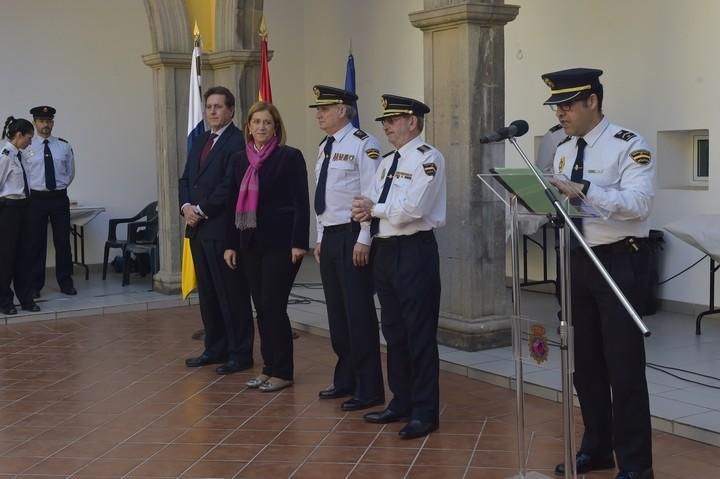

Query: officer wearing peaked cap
[
  {"left": 310, "top": 85, "right": 385, "bottom": 411},
  {"left": 543, "top": 68, "right": 655, "bottom": 479},
  {"left": 352, "top": 94, "right": 446, "bottom": 440},
  {"left": 24, "top": 106, "right": 77, "bottom": 297}
]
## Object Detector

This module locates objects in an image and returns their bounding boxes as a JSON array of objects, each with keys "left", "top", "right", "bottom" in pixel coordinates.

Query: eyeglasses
[{"left": 549, "top": 101, "right": 579, "bottom": 112}]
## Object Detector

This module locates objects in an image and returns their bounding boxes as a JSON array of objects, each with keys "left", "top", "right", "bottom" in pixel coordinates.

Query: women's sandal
[
  {"left": 246, "top": 374, "right": 270, "bottom": 388},
  {"left": 258, "top": 378, "right": 293, "bottom": 392}
]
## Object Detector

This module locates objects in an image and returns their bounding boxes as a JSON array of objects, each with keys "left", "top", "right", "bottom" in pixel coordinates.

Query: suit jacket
[
  {"left": 179, "top": 123, "right": 245, "bottom": 241},
  {"left": 227, "top": 145, "right": 310, "bottom": 252}
]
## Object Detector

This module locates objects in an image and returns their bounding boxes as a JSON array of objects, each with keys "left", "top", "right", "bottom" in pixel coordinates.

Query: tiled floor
[{"left": 0, "top": 307, "right": 715, "bottom": 478}]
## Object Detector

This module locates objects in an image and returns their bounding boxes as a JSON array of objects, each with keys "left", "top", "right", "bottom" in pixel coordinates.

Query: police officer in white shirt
[
  {"left": 543, "top": 68, "right": 654, "bottom": 479},
  {"left": 25, "top": 106, "right": 77, "bottom": 297},
  {"left": 352, "top": 94, "right": 446, "bottom": 440},
  {"left": 0, "top": 116, "right": 36, "bottom": 315},
  {"left": 310, "top": 85, "right": 385, "bottom": 410}
]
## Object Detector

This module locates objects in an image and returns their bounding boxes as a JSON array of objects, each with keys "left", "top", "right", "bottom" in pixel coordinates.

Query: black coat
[
  {"left": 227, "top": 145, "right": 310, "bottom": 252},
  {"left": 178, "top": 124, "right": 245, "bottom": 241}
]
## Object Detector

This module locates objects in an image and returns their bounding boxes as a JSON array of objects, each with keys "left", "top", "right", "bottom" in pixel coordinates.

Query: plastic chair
[{"left": 102, "top": 201, "right": 158, "bottom": 282}]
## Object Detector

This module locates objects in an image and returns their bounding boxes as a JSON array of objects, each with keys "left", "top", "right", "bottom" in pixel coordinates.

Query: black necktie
[
  {"left": 314, "top": 136, "right": 335, "bottom": 215},
  {"left": 43, "top": 139, "right": 57, "bottom": 190},
  {"left": 17, "top": 152, "right": 29, "bottom": 197},
  {"left": 570, "top": 138, "right": 587, "bottom": 232},
  {"left": 370, "top": 151, "right": 400, "bottom": 236}
]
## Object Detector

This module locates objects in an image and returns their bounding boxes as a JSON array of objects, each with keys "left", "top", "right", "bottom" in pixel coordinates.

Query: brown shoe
[{"left": 259, "top": 378, "right": 293, "bottom": 392}]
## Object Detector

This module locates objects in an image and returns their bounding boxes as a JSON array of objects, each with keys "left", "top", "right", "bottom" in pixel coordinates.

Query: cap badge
[
  {"left": 543, "top": 78, "right": 555, "bottom": 89},
  {"left": 381, "top": 97, "right": 388, "bottom": 109},
  {"left": 313, "top": 87, "right": 320, "bottom": 98}
]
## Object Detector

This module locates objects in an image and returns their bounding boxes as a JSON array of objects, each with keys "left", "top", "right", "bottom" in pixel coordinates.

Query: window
[{"left": 692, "top": 135, "right": 709, "bottom": 183}]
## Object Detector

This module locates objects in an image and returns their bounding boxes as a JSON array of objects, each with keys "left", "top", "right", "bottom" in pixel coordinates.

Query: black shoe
[
  {"left": 1, "top": 305, "right": 17, "bottom": 315},
  {"left": 341, "top": 397, "right": 384, "bottom": 412},
  {"left": 398, "top": 419, "right": 438, "bottom": 439},
  {"left": 32, "top": 291, "right": 41, "bottom": 299},
  {"left": 555, "top": 453, "right": 615, "bottom": 476},
  {"left": 616, "top": 468, "right": 654, "bottom": 479},
  {"left": 216, "top": 360, "right": 253, "bottom": 375},
  {"left": 185, "top": 354, "right": 226, "bottom": 368},
  {"left": 61, "top": 286, "right": 77, "bottom": 295},
  {"left": 318, "top": 387, "right": 350, "bottom": 399},
  {"left": 364, "top": 408, "right": 409, "bottom": 424},
  {"left": 21, "top": 302, "right": 40, "bottom": 312}
]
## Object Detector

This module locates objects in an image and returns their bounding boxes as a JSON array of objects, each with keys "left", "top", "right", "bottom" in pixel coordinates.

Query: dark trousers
[
  {"left": 26, "top": 190, "right": 73, "bottom": 292},
  {"left": 372, "top": 230, "right": 440, "bottom": 423},
  {"left": 241, "top": 247, "right": 301, "bottom": 380},
  {"left": 0, "top": 200, "right": 28, "bottom": 308},
  {"left": 571, "top": 241, "right": 652, "bottom": 472},
  {"left": 320, "top": 223, "right": 384, "bottom": 401},
  {"left": 190, "top": 238, "right": 254, "bottom": 362}
]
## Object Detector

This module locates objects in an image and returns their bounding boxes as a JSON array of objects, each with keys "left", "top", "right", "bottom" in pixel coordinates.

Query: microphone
[{"left": 479, "top": 120, "right": 529, "bottom": 144}]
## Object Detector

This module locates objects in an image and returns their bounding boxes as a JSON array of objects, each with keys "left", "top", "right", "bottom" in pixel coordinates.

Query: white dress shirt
[
  {"left": 553, "top": 116, "right": 655, "bottom": 246},
  {"left": 315, "top": 122, "right": 381, "bottom": 246},
  {"left": 0, "top": 142, "right": 28, "bottom": 199},
  {"left": 25, "top": 135, "right": 75, "bottom": 191},
  {"left": 366, "top": 135, "right": 447, "bottom": 238}
]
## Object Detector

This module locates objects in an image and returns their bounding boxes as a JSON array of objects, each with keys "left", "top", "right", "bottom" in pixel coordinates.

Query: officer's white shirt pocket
[{"left": 328, "top": 159, "right": 358, "bottom": 190}]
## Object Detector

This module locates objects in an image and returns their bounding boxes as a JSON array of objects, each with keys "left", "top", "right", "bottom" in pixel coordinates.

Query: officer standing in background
[
  {"left": 25, "top": 106, "right": 76, "bottom": 297},
  {"left": 543, "top": 68, "right": 654, "bottom": 479},
  {"left": 352, "top": 94, "right": 446, "bottom": 440},
  {"left": 309, "top": 85, "right": 385, "bottom": 411}
]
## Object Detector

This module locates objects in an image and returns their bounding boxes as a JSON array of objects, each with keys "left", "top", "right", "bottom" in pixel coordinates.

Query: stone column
[{"left": 410, "top": 1, "right": 519, "bottom": 350}]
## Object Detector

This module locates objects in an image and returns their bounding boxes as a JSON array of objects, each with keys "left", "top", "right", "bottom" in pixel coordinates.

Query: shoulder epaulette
[
  {"left": 58, "top": 137, "right": 68, "bottom": 143},
  {"left": 353, "top": 129, "right": 369, "bottom": 140},
  {"left": 417, "top": 144, "right": 432, "bottom": 153},
  {"left": 549, "top": 124, "right": 562, "bottom": 133},
  {"left": 614, "top": 130, "right": 636, "bottom": 142},
  {"left": 1, "top": 148, "right": 9, "bottom": 156},
  {"left": 557, "top": 136, "right": 572, "bottom": 147},
  {"left": 382, "top": 151, "right": 395, "bottom": 158}
]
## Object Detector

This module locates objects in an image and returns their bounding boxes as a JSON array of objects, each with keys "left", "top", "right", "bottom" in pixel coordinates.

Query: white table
[{"left": 69, "top": 206, "right": 106, "bottom": 279}]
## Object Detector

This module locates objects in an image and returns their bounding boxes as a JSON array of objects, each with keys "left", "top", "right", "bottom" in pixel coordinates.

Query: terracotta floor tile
[
  {"left": 423, "top": 433, "right": 478, "bottom": 450},
  {"left": 0, "top": 456, "right": 42, "bottom": 474},
  {"left": 204, "top": 444, "right": 264, "bottom": 461},
  {"left": 72, "top": 457, "right": 144, "bottom": 476},
  {"left": 125, "top": 459, "right": 195, "bottom": 477},
  {"left": 349, "top": 464, "right": 410, "bottom": 478},
  {"left": 361, "top": 447, "right": 419, "bottom": 465},
  {"left": 475, "top": 434, "right": 519, "bottom": 451},
  {"left": 415, "top": 448, "right": 473, "bottom": 467},
  {"left": 253, "top": 444, "right": 314, "bottom": 464},
  {"left": 175, "top": 427, "right": 234, "bottom": 444},
  {"left": 465, "top": 467, "right": 525, "bottom": 479},
  {"left": 372, "top": 432, "right": 422, "bottom": 449},
  {"left": 3, "top": 439, "right": 70, "bottom": 457},
  {"left": 21, "top": 456, "right": 90, "bottom": 475},
  {"left": 287, "top": 417, "right": 341, "bottom": 432},
  {"left": 181, "top": 459, "right": 247, "bottom": 478},
  {"left": 271, "top": 429, "right": 329, "bottom": 446},
  {"left": 307, "top": 446, "right": 366, "bottom": 463},
  {"left": 128, "top": 426, "right": 189, "bottom": 443},
  {"left": 406, "top": 465, "right": 467, "bottom": 479},
  {"left": 292, "top": 462, "right": 355, "bottom": 478},
  {"left": 236, "top": 461, "right": 297, "bottom": 478},
  {"left": 152, "top": 443, "right": 214, "bottom": 461},
  {"left": 470, "top": 450, "right": 520, "bottom": 468},
  {"left": 101, "top": 442, "right": 166, "bottom": 459},
  {"left": 322, "top": 432, "right": 378, "bottom": 448},
  {"left": 223, "top": 429, "right": 280, "bottom": 445},
  {"left": 240, "top": 416, "right": 293, "bottom": 431}
]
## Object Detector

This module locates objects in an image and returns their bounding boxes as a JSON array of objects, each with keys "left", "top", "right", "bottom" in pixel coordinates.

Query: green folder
[{"left": 489, "top": 167, "right": 583, "bottom": 216}]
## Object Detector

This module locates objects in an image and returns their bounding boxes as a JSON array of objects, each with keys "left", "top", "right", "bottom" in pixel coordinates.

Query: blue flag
[{"left": 345, "top": 53, "right": 359, "bottom": 128}]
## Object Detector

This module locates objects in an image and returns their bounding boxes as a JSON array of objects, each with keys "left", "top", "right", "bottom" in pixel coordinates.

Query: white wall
[
  {"left": 264, "top": 0, "right": 424, "bottom": 242},
  {"left": 0, "top": 0, "right": 155, "bottom": 266},
  {"left": 504, "top": 0, "right": 720, "bottom": 306}
]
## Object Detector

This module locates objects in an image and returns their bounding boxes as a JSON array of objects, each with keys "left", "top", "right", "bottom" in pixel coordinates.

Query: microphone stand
[{"left": 505, "top": 136, "right": 650, "bottom": 479}]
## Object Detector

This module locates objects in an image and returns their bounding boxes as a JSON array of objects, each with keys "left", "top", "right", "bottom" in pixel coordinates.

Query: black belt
[
  {"left": 590, "top": 236, "right": 649, "bottom": 255},
  {"left": 30, "top": 189, "right": 67, "bottom": 199},
  {"left": 324, "top": 222, "right": 360, "bottom": 234},
  {"left": 373, "top": 229, "right": 434, "bottom": 244},
  {"left": 0, "top": 197, "right": 29, "bottom": 206}
]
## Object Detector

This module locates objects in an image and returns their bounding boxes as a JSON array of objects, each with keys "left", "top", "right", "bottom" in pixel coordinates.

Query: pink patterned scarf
[{"left": 235, "top": 136, "right": 278, "bottom": 230}]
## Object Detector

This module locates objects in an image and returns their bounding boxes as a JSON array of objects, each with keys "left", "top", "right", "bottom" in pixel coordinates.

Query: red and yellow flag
[{"left": 258, "top": 17, "right": 272, "bottom": 103}]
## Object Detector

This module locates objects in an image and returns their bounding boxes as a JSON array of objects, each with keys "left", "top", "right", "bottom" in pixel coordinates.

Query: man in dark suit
[{"left": 179, "top": 86, "right": 254, "bottom": 375}]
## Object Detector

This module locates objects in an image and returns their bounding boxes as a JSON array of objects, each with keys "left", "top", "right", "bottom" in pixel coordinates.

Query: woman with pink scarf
[{"left": 223, "top": 102, "right": 309, "bottom": 392}]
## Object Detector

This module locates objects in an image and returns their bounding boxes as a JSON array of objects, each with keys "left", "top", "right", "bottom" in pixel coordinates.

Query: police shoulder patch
[
  {"left": 630, "top": 149, "right": 652, "bottom": 165},
  {"left": 549, "top": 124, "right": 563, "bottom": 133},
  {"left": 422, "top": 162, "right": 437, "bottom": 176},
  {"left": 614, "top": 130, "right": 637, "bottom": 141},
  {"left": 557, "top": 136, "right": 572, "bottom": 147},
  {"left": 382, "top": 151, "right": 395, "bottom": 158},
  {"left": 1, "top": 148, "right": 9, "bottom": 156},
  {"left": 58, "top": 137, "right": 68, "bottom": 143},
  {"left": 353, "top": 129, "right": 369, "bottom": 140},
  {"left": 365, "top": 148, "right": 380, "bottom": 159},
  {"left": 417, "top": 144, "right": 432, "bottom": 153}
]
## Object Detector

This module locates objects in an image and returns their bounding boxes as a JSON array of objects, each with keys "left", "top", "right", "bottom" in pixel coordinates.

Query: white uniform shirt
[
  {"left": 367, "top": 135, "right": 447, "bottom": 238},
  {"left": 553, "top": 116, "right": 655, "bottom": 247},
  {"left": 26, "top": 135, "right": 75, "bottom": 191},
  {"left": 0, "top": 141, "right": 28, "bottom": 199},
  {"left": 315, "top": 122, "right": 381, "bottom": 245}
]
